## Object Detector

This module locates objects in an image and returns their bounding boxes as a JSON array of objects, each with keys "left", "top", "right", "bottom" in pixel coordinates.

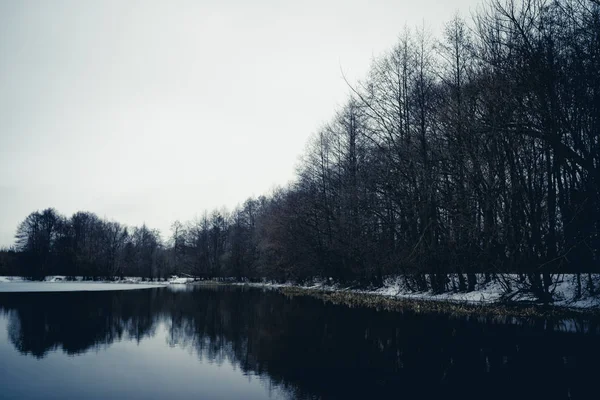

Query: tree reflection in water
[{"left": 0, "top": 286, "right": 599, "bottom": 400}]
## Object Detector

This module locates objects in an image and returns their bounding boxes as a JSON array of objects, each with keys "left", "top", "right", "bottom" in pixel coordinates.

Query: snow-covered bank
[
  {"left": 0, "top": 275, "right": 196, "bottom": 292},
  {"left": 41, "top": 276, "right": 169, "bottom": 284},
  {"left": 0, "top": 275, "right": 195, "bottom": 284},
  {"left": 0, "top": 282, "right": 164, "bottom": 292},
  {"left": 0, "top": 276, "right": 26, "bottom": 283},
  {"left": 168, "top": 276, "right": 195, "bottom": 284},
  {"left": 236, "top": 274, "right": 600, "bottom": 311}
]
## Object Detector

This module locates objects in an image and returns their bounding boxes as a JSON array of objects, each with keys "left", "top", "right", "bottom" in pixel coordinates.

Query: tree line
[
  {"left": 7, "top": 208, "right": 164, "bottom": 279},
  {"left": 4, "top": 0, "right": 599, "bottom": 298}
]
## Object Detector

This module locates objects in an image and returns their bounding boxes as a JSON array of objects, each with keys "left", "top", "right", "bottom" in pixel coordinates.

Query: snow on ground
[
  {"left": 0, "top": 275, "right": 197, "bottom": 292},
  {"left": 237, "top": 274, "right": 600, "bottom": 310},
  {"left": 1, "top": 276, "right": 196, "bottom": 285},
  {"left": 369, "top": 276, "right": 505, "bottom": 304},
  {"left": 39, "top": 276, "right": 169, "bottom": 285},
  {"left": 0, "top": 276, "right": 26, "bottom": 283},
  {"left": 0, "top": 282, "right": 164, "bottom": 292},
  {"left": 552, "top": 275, "right": 600, "bottom": 309},
  {"left": 168, "top": 276, "right": 195, "bottom": 284},
  {"left": 3, "top": 274, "right": 599, "bottom": 309}
]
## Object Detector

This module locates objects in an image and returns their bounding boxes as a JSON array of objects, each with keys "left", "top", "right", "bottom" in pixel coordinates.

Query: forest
[{"left": 2, "top": 0, "right": 599, "bottom": 301}]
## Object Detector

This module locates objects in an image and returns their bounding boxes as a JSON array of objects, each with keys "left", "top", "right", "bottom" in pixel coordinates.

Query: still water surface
[{"left": 0, "top": 285, "right": 598, "bottom": 399}]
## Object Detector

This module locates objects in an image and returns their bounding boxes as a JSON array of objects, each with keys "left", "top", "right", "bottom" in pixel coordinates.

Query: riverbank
[
  {"left": 0, "top": 275, "right": 194, "bottom": 285},
  {"left": 0, "top": 275, "right": 200, "bottom": 293},
  {"left": 233, "top": 274, "right": 600, "bottom": 318},
  {"left": 4, "top": 274, "right": 600, "bottom": 317}
]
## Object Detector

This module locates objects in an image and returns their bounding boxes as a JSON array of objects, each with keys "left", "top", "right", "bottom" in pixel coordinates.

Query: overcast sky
[{"left": 0, "top": 0, "right": 480, "bottom": 247}]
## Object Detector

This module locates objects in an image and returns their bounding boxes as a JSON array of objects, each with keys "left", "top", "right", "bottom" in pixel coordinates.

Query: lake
[{"left": 0, "top": 284, "right": 598, "bottom": 399}]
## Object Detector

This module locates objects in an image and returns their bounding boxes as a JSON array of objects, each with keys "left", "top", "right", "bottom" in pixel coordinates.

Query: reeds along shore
[{"left": 275, "top": 286, "right": 600, "bottom": 319}]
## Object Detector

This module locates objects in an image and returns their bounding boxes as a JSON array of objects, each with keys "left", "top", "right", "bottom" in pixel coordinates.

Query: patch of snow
[
  {"left": 0, "top": 276, "right": 169, "bottom": 287},
  {"left": 45, "top": 276, "right": 66, "bottom": 282},
  {"left": 0, "top": 276, "right": 26, "bottom": 283},
  {"left": 0, "top": 282, "right": 164, "bottom": 293},
  {"left": 3, "top": 274, "right": 600, "bottom": 309},
  {"left": 234, "top": 274, "right": 600, "bottom": 310},
  {"left": 168, "top": 276, "right": 194, "bottom": 284}
]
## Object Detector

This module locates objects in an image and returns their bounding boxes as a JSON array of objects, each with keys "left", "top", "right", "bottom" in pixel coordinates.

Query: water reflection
[
  {"left": 1, "top": 289, "right": 160, "bottom": 358},
  {"left": 0, "top": 286, "right": 599, "bottom": 399}
]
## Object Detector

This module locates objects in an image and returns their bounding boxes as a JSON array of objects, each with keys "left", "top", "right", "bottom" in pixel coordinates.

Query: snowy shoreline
[
  {"left": 233, "top": 274, "right": 600, "bottom": 312},
  {"left": 0, "top": 275, "right": 196, "bottom": 292},
  {"left": 3, "top": 274, "right": 600, "bottom": 311},
  {"left": 0, "top": 275, "right": 196, "bottom": 284}
]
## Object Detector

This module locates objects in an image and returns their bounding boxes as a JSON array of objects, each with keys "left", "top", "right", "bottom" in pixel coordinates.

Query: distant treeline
[{"left": 3, "top": 0, "right": 599, "bottom": 299}]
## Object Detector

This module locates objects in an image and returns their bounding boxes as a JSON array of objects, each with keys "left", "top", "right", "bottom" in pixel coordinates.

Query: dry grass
[{"left": 278, "top": 286, "right": 600, "bottom": 319}]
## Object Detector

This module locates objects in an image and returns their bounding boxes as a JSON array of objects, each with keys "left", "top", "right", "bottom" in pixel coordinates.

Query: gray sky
[{"left": 0, "top": 0, "right": 479, "bottom": 247}]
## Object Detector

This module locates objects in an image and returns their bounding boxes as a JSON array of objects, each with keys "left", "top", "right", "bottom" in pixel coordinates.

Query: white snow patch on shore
[
  {"left": 168, "top": 276, "right": 194, "bottom": 284},
  {"left": 0, "top": 275, "right": 198, "bottom": 288},
  {"left": 0, "top": 276, "right": 26, "bottom": 283},
  {"left": 0, "top": 276, "right": 171, "bottom": 291},
  {"left": 0, "top": 282, "right": 164, "bottom": 292},
  {"left": 236, "top": 274, "right": 600, "bottom": 310},
  {"left": 372, "top": 279, "right": 505, "bottom": 304}
]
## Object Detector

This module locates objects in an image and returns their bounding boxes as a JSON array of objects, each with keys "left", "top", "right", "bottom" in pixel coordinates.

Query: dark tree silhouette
[{"left": 7, "top": 0, "right": 600, "bottom": 299}]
